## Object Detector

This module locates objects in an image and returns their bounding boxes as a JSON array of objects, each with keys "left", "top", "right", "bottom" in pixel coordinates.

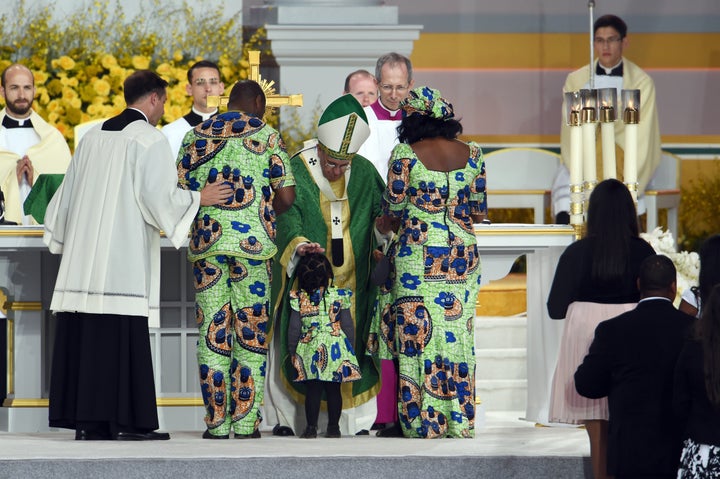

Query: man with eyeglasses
[
  {"left": 266, "top": 94, "right": 388, "bottom": 438},
  {"left": 162, "top": 60, "right": 225, "bottom": 158},
  {"left": 553, "top": 14, "right": 661, "bottom": 225},
  {"left": 357, "top": 52, "right": 415, "bottom": 183}
]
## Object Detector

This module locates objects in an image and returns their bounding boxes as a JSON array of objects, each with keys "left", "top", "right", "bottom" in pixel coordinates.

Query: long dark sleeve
[
  {"left": 574, "top": 321, "right": 613, "bottom": 399},
  {"left": 287, "top": 309, "right": 302, "bottom": 355},
  {"left": 338, "top": 309, "right": 354, "bottom": 348},
  {"left": 547, "top": 247, "right": 579, "bottom": 319}
]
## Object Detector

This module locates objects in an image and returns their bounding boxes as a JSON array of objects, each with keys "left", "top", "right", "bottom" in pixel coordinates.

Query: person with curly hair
[
  {"left": 368, "top": 86, "right": 487, "bottom": 438},
  {"left": 287, "top": 253, "right": 361, "bottom": 439},
  {"left": 675, "top": 284, "right": 720, "bottom": 478}
]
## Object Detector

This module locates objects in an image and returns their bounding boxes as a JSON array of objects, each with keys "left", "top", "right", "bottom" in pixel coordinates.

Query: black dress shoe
[
  {"left": 75, "top": 429, "right": 113, "bottom": 441},
  {"left": 375, "top": 423, "right": 403, "bottom": 437},
  {"left": 272, "top": 424, "right": 295, "bottom": 436},
  {"left": 299, "top": 425, "right": 317, "bottom": 439},
  {"left": 235, "top": 429, "right": 261, "bottom": 439},
  {"left": 202, "top": 429, "right": 229, "bottom": 439},
  {"left": 115, "top": 430, "right": 171, "bottom": 441},
  {"left": 325, "top": 426, "right": 341, "bottom": 438}
]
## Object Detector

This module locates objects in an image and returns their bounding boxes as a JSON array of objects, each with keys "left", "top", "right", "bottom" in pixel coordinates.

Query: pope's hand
[{"left": 298, "top": 242, "right": 324, "bottom": 256}]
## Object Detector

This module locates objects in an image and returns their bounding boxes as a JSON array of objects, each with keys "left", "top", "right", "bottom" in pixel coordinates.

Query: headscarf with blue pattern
[{"left": 400, "top": 86, "right": 455, "bottom": 120}]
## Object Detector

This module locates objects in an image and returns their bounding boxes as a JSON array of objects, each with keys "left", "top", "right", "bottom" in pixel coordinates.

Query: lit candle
[
  {"left": 564, "top": 91, "right": 584, "bottom": 228},
  {"left": 581, "top": 89, "right": 598, "bottom": 196},
  {"left": 565, "top": 92, "right": 583, "bottom": 185},
  {"left": 598, "top": 88, "right": 617, "bottom": 179},
  {"left": 622, "top": 89, "right": 640, "bottom": 202}
]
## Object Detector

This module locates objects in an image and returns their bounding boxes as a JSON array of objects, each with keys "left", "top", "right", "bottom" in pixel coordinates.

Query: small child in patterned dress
[{"left": 287, "top": 253, "right": 362, "bottom": 438}]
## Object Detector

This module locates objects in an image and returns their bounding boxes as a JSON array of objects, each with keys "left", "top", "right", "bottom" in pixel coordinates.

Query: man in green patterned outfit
[{"left": 177, "top": 80, "right": 295, "bottom": 439}]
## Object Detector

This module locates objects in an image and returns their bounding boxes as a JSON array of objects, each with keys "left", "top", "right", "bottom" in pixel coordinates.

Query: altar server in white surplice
[
  {"left": 43, "top": 70, "right": 232, "bottom": 442},
  {"left": 161, "top": 60, "right": 224, "bottom": 158}
]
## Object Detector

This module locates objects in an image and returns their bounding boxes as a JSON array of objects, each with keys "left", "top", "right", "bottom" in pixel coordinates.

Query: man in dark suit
[{"left": 575, "top": 254, "right": 694, "bottom": 478}]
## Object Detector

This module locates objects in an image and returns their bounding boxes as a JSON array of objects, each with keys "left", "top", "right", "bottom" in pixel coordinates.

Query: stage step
[
  {"left": 475, "top": 313, "right": 528, "bottom": 412},
  {"left": 476, "top": 348, "right": 527, "bottom": 380},
  {"left": 475, "top": 315, "right": 527, "bottom": 349}
]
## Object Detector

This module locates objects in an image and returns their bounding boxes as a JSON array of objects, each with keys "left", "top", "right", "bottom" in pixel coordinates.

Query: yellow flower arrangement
[{"left": 0, "top": 0, "right": 274, "bottom": 149}]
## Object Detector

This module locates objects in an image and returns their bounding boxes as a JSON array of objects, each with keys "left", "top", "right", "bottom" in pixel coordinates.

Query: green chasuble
[{"left": 271, "top": 140, "right": 384, "bottom": 408}]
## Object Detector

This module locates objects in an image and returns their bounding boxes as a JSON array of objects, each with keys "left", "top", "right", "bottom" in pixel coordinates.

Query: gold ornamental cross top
[{"left": 206, "top": 51, "right": 303, "bottom": 111}]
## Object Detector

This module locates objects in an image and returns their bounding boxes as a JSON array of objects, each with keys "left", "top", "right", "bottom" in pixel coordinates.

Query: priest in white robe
[
  {"left": 552, "top": 15, "right": 661, "bottom": 222},
  {"left": 0, "top": 63, "right": 71, "bottom": 225}
]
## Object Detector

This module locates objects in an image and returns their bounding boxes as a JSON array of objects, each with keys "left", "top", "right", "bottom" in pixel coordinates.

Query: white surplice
[{"left": 44, "top": 117, "right": 200, "bottom": 328}]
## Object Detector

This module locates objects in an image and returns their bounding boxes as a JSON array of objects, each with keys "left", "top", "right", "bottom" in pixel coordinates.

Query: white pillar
[{"left": 250, "top": 1, "right": 422, "bottom": 126}]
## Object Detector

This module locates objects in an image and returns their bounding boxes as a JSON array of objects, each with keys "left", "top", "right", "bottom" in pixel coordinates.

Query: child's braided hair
[{"left": 296, "top": 252, "right": 334, "bottom": 294}]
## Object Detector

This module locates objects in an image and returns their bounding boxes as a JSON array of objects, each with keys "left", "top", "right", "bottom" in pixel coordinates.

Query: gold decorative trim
[
  {"left": 6, "top": 301, "right": 43, "bottom": 311},
  {"left": 3, "top": 398, "right": 48, "bottom": 407},
  {"left": 486, "top": 189, "right": 549, "bottom": 195},
  {"left": 156, "top": 397, "right": 204, "bottom": 407},
  {"left": 7, "top": 318, "right": 13, "bottom": 395},
  {"left": 412, "top": 32, "right": 720, "bottom": 69},
  {"left": 460, "top": 134, "right": 720, "bottom": 145},
  {"left": 0, "top": 228, "right": 43, "bottom": 236},
  {"left": 3, "top": 397, "right": 205, "bottom": 407},
  {"left": 474, "top": 227, "right": 575, "bottom": 236},
  {"left": 645, "top": 189, "right": 681, "bottom": 196}
]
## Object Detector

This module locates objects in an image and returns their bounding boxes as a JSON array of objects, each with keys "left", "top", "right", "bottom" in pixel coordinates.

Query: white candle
[
  {"left": 624, "top": 122, "right": 638, "bottom": 201},
  {"left": 570, "top": 125, "right": 583, "bottom": 186},
  {"left": 569, "top": 124, "right": 584, "bottom": 226},
  {"left": 582, "top": 122, "right": 597, "bottom": 187},
  {"left": 601, "top": 121, "right": 616, "bottom": 179},
  {"left": 621, "top": 89, "right": 640, "bottom": 202},
  {"left": 597, "top": 89, "right": 618, "bottom": 180}
]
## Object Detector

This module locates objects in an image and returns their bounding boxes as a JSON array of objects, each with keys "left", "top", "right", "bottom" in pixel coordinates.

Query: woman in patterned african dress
[{"left": 368, "top": 86, "right": 487, "bottom": 438}]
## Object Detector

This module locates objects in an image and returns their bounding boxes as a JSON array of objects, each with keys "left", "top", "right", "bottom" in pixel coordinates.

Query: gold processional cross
[{"left": 206, "top": 50, "right": 303, "bottom": 113}]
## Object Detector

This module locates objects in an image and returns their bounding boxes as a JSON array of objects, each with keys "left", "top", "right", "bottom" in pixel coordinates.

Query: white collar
[
  {"left": 192, "top": 106, "right": 218, "bottom": 121},
  {"left": 128, "top": 107, "right": 149, "bottom": 122}
]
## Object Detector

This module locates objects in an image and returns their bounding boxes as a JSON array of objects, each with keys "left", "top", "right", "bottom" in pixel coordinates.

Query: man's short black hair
[
  {"left": 594, "top": 14, "right": 628, "bottom": 39},
  {"left": 638, "top": 254, "right": 676, "bottom": 294},
  {"left": 123, "top": 70, "right": 168, "bottom": 105},
  {"left": 187, "top": 60, "right": 221, "bottom": 84}
]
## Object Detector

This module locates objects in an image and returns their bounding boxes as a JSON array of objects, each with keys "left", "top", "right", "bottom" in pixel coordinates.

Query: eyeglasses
[
  {"left": 593, "top": 36, "right": 622, "bottom": 46},
  {"left": 193, "top": 78, "right": 221, "bottom": 86},
  {"left": 379, "top": 84, "right": 409, "bottom": 94},
  {"left": 321, "top": 157, "right": 351, "bottom": 172}
]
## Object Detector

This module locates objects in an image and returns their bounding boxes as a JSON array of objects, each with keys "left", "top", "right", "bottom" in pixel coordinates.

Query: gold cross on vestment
[{"left": 206, "top": 51, "right": 303, "bottom": 111}]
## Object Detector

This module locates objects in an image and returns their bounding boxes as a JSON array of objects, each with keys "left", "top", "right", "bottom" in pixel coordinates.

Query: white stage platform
[{"left": 0, "top": 411, "right": 591, "bottom": 479}]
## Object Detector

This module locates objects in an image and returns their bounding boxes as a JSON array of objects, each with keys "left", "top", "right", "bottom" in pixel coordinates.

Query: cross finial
[{"left": 207, "top": 51, "right": 303, "bottom": 112}]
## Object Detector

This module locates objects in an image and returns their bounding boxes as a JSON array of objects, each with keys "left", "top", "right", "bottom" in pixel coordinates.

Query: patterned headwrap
[{"left": 400, "top": 86, "right": 455, "bottom": 120}]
